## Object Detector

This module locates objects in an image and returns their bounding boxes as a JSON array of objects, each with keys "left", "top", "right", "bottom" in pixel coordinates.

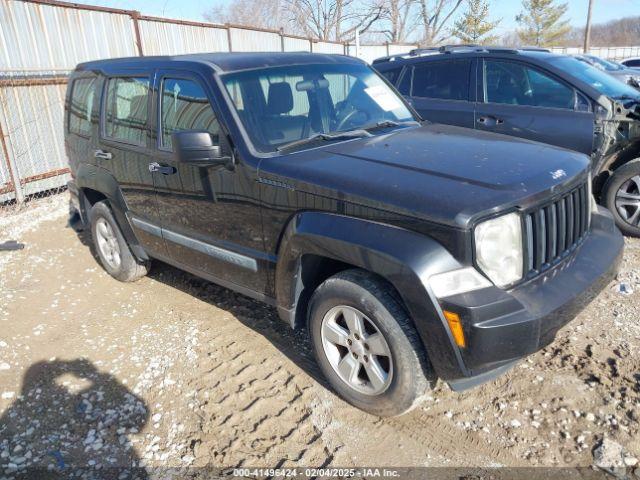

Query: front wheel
[
  {"left": 308, "top": 269, "right": 433, "bottom": 417},
  {"left": 603, "top": 159, "right": 640, "bottom": 237}
]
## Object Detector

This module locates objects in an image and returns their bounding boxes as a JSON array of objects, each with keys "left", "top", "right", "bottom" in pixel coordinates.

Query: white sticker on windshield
[{"left": 364, "top": 84, "right": 403, "bottom": 112}]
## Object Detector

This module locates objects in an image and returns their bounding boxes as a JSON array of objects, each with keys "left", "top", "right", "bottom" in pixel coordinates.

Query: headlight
[{"left": 474, "top": 212, "right": 523, "bottom": 287}]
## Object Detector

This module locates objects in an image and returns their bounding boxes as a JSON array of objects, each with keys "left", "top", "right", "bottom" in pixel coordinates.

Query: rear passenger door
[
  {"left": 97, "top": 71, "right": 166, "bottom": 257},
  {"left": 406, "top": 59, "right": 476, "bottom": 128},
  {"left": 475, "top": 59, "right": 595, "bottom": 155}
]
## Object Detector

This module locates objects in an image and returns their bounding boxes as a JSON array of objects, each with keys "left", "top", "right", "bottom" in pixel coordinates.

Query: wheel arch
[
  {"left": 274, "top": 211, "right": 469, "bottom": 380},
  {"left": 76, "top": 163, "right": 149, "bottom": 261}
]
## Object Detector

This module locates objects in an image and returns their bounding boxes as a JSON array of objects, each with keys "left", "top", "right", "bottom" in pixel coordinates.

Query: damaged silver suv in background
[{"left": 374, "top": 47, "right": 640, "bottom": 236}]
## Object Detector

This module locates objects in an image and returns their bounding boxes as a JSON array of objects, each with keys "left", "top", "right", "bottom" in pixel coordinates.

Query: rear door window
[
  {"left": 160, "top": 78, "right": 220, "bottom": 150},
  {"left": 69, "top": 77, "right": 95, "bottom": 136},
  {"left": 411, "top": 60, "right": 471, "bottom": 100},
  {"left": 103, "top": 77, "right": 150, "bottom": 146},
  {"left": 483, "top": 60, "right": 575, "bottom": 110}
]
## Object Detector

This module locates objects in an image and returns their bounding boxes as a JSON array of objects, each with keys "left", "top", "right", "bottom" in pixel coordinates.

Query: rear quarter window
[
  {"left": 379, "top": 67, "right": 402, "bottom": 85},
  {"left": 103, "top": 77, "right": 150, "bottom": 146},
  {"left": 68, "top": 77, "right": 96, "bottom": 136}
]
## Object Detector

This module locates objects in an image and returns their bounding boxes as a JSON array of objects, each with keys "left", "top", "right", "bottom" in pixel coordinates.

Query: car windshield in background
[
  {"left": 221, "top": 63, "right": 417, "bottom": 153},
  {"left": 585, "top": 55, "right": 625, "bottom": 72},
  {"left": 549, "top": 56, "right": 640, "bottom": 99}
]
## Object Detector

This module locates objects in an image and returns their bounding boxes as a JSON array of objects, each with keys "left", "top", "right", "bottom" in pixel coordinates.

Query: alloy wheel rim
[
  {"left": 320, "top": 305, "right": 393, "bottom": 396},
  {"left": 95, "top": 218, "right": 121, "bottom": 269},
  {"left": 615, "top": 175, "right": 640, "bottom": 226}
]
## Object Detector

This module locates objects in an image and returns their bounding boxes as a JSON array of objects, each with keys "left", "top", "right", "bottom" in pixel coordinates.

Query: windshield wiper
[
  {"left": 276, "top": 129, "right": 372, "bottom": 152},
  {"left": 363, "top": 119, "right": 420, "bottom": 131}
]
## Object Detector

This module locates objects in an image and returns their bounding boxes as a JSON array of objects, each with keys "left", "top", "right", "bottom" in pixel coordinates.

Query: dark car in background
[
  {"left": 65, "top": 52, "right": 622, "bottom": 416},
  {"left": 621, "top": 57, "right": 640, "bottom": 70},
  {"left": 573, "top": 54, "right": 640, "bottom": 90},
  {"left": 374, "top": 46, "right": 640, "bottom": 236}
]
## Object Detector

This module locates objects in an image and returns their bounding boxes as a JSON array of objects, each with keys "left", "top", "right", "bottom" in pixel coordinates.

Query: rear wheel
[
  {"left": 308, "top": 269, "right": 433, "bottom": 417},
  {"left": 90, "top": 201, "right": 150, "bottom": 282},
  {"left": 603, "top": 159, "right": 640, "bottom": 237}
]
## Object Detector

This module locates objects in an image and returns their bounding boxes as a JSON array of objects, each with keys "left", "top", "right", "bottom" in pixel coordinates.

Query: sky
[{"left": 68, "top": 0, "right": 640, "bottom": 36}]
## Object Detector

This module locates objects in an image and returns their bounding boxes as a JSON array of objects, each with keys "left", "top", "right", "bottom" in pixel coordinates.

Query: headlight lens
[
  {"left": 474, "top": 212, "right": 523, "bottom": 287},
  {"left": 429, "top": 267, "right": 492, "bottom": 298}
]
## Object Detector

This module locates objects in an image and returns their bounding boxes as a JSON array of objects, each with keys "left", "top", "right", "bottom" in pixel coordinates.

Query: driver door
[
  {"left": 150, "top": 70, "right": 268, "bottom": 294},
  {"left": 475, "top": 59, "right": 595, "bottom": 155}
]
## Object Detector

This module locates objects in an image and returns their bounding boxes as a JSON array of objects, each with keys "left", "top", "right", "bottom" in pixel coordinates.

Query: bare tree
[
  {"left": 283, "top": 0, "right": 386, "bottom": 41},
  {"left": 418, "top": 0, "right": 464, "bottom": 45},
  {"left": 376, "top": 0, "right": 421, "bottom": 43},
  {"left": 203, "top": 0, "right": 287, "bottom": 31}
]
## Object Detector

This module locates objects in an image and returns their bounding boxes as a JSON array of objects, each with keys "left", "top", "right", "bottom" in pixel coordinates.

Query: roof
[
  {"left": 372, "top": 45, "right": 561, "bottom": 66},
  {"left": 76, "top": 52, "right": 364, "bottom": 74}
]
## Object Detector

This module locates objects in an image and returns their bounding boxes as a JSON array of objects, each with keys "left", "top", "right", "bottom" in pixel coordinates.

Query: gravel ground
[{"left": 0, "top": 193, "right": 639, "bottom": 478}]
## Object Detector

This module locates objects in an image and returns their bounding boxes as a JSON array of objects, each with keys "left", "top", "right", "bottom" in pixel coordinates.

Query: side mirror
[{"left": 171, "top": 131, "right": 233, "bottom": 168}]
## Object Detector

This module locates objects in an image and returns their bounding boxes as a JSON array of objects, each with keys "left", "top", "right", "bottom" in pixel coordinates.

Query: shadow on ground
[{"left": 0, "top": 358, "right": 149, "bottom": 478}]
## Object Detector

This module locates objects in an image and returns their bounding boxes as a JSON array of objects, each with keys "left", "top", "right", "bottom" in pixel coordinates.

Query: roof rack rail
[
  {"left": 519, "top": 46, "right": 552, "bottom": 52},
  {"left": 408, "top": 47, "right": 440, "bottom": 56}
]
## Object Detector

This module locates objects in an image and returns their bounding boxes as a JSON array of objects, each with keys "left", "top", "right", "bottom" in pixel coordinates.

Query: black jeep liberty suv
[{"left": 65, "top": 52, "right": 623, "bottom": 416}]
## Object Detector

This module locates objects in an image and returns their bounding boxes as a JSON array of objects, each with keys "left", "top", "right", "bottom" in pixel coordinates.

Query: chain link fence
[{"left": 0, "top": 70, "right": 70, "bottom": 218}]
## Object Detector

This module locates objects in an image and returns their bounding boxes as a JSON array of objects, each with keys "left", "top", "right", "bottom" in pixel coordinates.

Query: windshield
[
  {"left": 548, "top": 56, "right": 640, "bottom": 99},
  {"left": 221, "top": 63, "right": 417, "bottom": 153},
  {"left": 585, "top": 55, "right": 624, "bottom": 72}
]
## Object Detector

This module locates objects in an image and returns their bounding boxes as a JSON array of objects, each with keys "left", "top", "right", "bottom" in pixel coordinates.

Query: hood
[{"left": 261, "top": 123, "right": 591, "bottom": 229}]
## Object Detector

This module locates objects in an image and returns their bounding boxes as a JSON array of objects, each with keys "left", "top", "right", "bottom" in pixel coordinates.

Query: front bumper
[{"left": 440, "top": 206, "right": 623, "bottom": 389}]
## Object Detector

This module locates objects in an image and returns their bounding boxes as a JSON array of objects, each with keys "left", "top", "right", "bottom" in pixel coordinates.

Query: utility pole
[{"left": 583, "top": 0, "right": 594, "bottom": 53}]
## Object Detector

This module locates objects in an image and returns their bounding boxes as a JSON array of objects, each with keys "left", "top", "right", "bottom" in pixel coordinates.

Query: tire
[
  {"left": 603, "top": 158, "right": 640, "bottom": 237},
  {"left": 90, "top": 201, "right": 150, "bottom": 282},
  {"left": 308, "top": 269, "right": 433, "bottom": 417}
]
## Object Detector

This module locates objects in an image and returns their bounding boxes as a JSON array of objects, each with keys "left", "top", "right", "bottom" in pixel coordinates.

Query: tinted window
[
  {"left": 380, "top": 67, "right": 402, "bottom": 84},
  {"left": 104, "top": 77, "right": 149, "bottom": 145},
  {"left": 222, "top": 63, "right": 415, "bottom": 152},
  {"left": 69, "top": 77, "right": 95, "bottom": 136},
  {"left": 397, "top": 67, "right": 412, "bottom": 95},
  {"left": 624, "top": 59, "right": 640, "bottom": 67},
  {"left": 484, "top": 60, "right": 574, "bottom": 109},
  {"left": 411, "top": 60, "right": 470, "bottom": 100},
  {"left": 161, "top": 78, "right": 220, "bottom": 150}
]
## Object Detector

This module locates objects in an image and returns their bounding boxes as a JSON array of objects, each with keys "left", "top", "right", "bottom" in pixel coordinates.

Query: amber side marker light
[{"left": 443, "top": 310, "right": 466, "bottom": 348}]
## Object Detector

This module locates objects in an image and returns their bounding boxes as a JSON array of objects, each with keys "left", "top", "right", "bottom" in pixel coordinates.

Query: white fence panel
[
  {"left": 313, "top": 42, "right": 345, "bottom": 55},
  {"left": 388, "top": 44, "right": 416, "bottom": 56},
  {"left": 346, "top": 45, "right": 394, "bottom": 63},
  {"left": 0, "top": 0, "right": 138, "bottom": 70},
  {"left": 230, "top": 27, "right": 281, "bottom": 52},
  {"left": 283, "top": 36, "right": 311, "bottom": 52},
  {"left": 138, "top": 19, "right": 229, "bottom": 55}
]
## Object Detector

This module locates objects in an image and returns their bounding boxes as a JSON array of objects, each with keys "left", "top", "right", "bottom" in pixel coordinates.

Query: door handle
[
  {"left": 148, "top": 162, "right": 176, "bottom": 175},
  {"left": 94, "top": 149, "right": 112, "bottom": 160},
  {"left": 477, "top": 116, "right": 504, "bottom": 126}
]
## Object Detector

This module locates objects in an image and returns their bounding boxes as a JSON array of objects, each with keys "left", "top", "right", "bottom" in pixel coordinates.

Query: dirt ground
[{"left": 0, "top": 193, "right": 639, "bottom": 477}]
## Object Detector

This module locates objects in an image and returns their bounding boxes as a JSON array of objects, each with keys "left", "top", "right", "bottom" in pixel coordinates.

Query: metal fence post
[
  {"left": 0, "top": 97, "right": 24, "bottom": 203},
  {"left": 280, "top": 28, "right": 285, "bottom": 52},
  {"left": 130, "top": 10, "right": 145, "bottom": 56},
  {"left": 226, "top": 24, "right": 233, "bottom": 52}
]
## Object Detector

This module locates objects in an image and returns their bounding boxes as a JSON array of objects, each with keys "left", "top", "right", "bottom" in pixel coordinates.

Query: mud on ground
[{"left": 0, "top": 194, "right": 638, "bottom": 476}]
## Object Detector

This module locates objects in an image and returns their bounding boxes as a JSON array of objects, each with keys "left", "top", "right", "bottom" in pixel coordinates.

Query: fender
[
  {"left": 275, "top": 211, "right": 471, "bottom": 380},
  {"left": 75, "top": 163, "right": 149, "bottom": 261}
]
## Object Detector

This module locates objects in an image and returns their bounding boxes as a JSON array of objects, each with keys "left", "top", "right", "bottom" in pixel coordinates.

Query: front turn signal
[{"left": 443, "top": 310, "right": 466, "bottom": 348}]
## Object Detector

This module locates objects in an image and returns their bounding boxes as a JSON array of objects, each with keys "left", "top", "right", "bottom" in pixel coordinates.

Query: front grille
[{"left": 523, "top": 182, "right": 590, "bottom": 276}]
